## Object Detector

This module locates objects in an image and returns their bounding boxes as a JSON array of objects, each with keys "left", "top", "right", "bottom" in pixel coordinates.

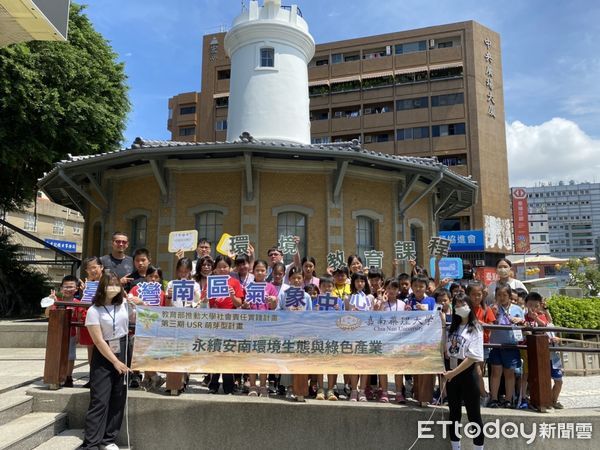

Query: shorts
[
  {"left": 489, "top": 348, "right": 521, "bottom": 370},
  {"left": 551, "top": 352, "right": 563, "bottom": 380},
  {"left": 68, "top": 335, "right": 76, "bottom": 361}
]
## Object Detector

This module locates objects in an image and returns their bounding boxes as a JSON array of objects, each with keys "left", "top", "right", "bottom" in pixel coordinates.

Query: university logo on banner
[
  {"left": 172, "top": 280, "right": 195, "bottom": 303},
  {"left": 137, "top": 282, "right": 162, "bottom": 306},
  {"left": 207, "top": 275, "right": 230, "bottom": 299},
  {"left": 81, "top": 281, "right": 99, "bottom": 303},
  {"left": 245, "top": 282, "right": 266, "bottom": 305}
]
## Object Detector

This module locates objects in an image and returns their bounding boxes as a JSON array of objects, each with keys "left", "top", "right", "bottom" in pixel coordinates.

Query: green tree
[
  {"left": 0, "top": 3, "right": 130, "bottom": 212},
  {"left": 0, "top": 231, "right": 50, "bottom": 317},
  {"left": 565, "top": 257, "right": 600, "bottom": 297}
]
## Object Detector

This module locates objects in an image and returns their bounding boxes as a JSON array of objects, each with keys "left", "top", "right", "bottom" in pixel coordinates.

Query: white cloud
[{"left": 506, "top": 118, "right": 600, "bottom": 187}]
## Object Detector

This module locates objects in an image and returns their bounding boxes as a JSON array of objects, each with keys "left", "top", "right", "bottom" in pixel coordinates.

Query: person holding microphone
[{"left": 80, "top": 271, "right": 133, "bottom": 450}]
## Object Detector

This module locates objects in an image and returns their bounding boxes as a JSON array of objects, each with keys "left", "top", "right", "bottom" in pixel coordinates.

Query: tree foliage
[
  {"left": 547, "top": 295, "right": 600, "bottom": 330},
  {"left": 0, "top": 231, "right": 51, "bottom": 318},
  {"left": 0, "top": 3, "right": 130, "bottom": 212},
  {"left": 565, "top": 258, "right": 600, "bottom": 297}
]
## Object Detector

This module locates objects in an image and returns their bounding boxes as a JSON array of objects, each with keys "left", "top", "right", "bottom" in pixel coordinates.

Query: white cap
[{"left": 40, "top": 297, "right": 55, "bottom": 308}]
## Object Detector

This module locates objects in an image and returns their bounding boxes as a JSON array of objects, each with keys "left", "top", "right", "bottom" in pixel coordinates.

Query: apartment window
[
  {"left": 331, "top": 53, "right": 343, "bottom": 64},
  {"left": 215, "top": 97, "right": 229, "bottom": 108},
  {"left": 180, "top": 105, "right": 196, "bottom": 115},
  {"left": 395, "top": 40, "right": 427, "bottom": 54},
  {"left": 260, "top": 47, "right": 274, "bottom": 67},
  {"left": 432, "top": 123, "right": 466, "bottom": 137},
  {"left": 217, "top": 69, "right": 231, "bottom": 79},
  {"left": 24, "top": 213, "right": 37, "bottom": 232},
  {"left": 439, "top": 154, "right": 467, "bottom": 166},
  {"left": 396, "top": 97, "right": 428, "bottom": 111},
  {"left": 179, "top": 126, "right": 196, "bottom": 136},
  {"left": 397, "top": 126, "right": 429, "bottom": 140},
  {"left": 430, "top": 66, "right": 463, "bottom": 80},
  {"left": 310, "top": 110, "right": 329, "bottom": 121},
  {"left": 131, "top": 215, "right": 147, "bottom": 250},
  {"left": 19, "top": 247, "right": 36, "bottom": 261},
  {"left": 356, "top": 216, "right": 375, "bottom": 257},
  {"left": 437, "top": 41, "right": 453, "bottom": 48},
  {"left": 216, "top": 120, "right": 227, "bottom": 131},
  {"left": 311, "top": 137, "right": 330, "bottom": 144},
  {"left": 72, "top": 222, "right": 82, "bottom": 235},
  {"left": 365, "top": 133, "right": 391, "bottom": 143},
  {"left": 277, "top": 212, "right": 307, "bottom": 264},
  {"left": 52, "top": 219, "right": 65, "bottom": 236},
  {"left": 431, "top": 92, "right": 464, "bottom": 107},
  {"left": 196, "top": 211, "right": 223, "bottom": 257}
]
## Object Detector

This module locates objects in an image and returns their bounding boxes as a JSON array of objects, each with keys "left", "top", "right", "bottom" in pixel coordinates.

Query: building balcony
[
  {"left": 310, "top": 119, "right": 330, "bottom": 134},
  {"left": 428, "top": 46, "right": 463, "bottom": 65},
  {"left": 331, "top": 90, "right": 361, "bottom": 104},
  {"left": 216, "top": 79, "right": 229, "bottom": 93},
  {"left": 331, "top": 60, "right": 361, "bottom": 77},
  {"left": 431, "top": 104, "right": 465, "bottom": 122},
  {"left": 396, "top": 109, "right": 429, "bottom": 125},
  {"left": 396, "top": 139, "right": 431, "bottom": 155},
  {"left": 395, "top": 82, "right": 429, "bottom": 96},
  {"left": 309, "top": 64, "right": 330, "bottom": 80},
  {"left": 361, "top": 55, "right": 393, "bottom": 73},
  {"left": 309, "top": 94, "right": 330, "bottom": 107},
  {"left": 394, "top": 52, "right": 428, "bottom": 68},
  {"left": 364, "top": 140, "right": 395, "bottom": 155},
  {"left": 430, "top": 78, "right": 464, "bottom": 91},
  {"left": 331, "top": 116, "right": 361, "bottom": 132},
  {"left": 432, "top": 135, "right": 467, "bottom": 152},
  {"left": 362, "top": 86, "right": 394, "bottom": 100},
  {"left": 448, "top": 164, "right": 469, "bottom": 177},
  {"left": 363, "top": 111, "right": 394, "bottom": 129}
]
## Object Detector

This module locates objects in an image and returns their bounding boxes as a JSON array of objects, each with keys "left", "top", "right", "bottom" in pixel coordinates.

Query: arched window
[
  {"left": 260, "top": 47, "right": 274, "bottom": 67},
  {"left": 131, "top": 215, "right": 147, "bottom": 251},
  {"left": 277, "top": 212, "right": 306, "bottom": 264},
  {"left": 356, "top": 216, "right": 375, "bottom": 258},
  {"left": 196, "top": 211, "right": 223, "bottom": 257}
]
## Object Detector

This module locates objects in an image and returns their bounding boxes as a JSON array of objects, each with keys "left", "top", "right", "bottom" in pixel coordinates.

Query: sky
[{"left": 81, "top": 0, "right": 600, "bottom": 187}]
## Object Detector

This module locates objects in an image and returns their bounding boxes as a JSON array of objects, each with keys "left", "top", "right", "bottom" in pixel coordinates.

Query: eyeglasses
[{"left": 113, "top": 240, "right": 128, "bottom": 245}]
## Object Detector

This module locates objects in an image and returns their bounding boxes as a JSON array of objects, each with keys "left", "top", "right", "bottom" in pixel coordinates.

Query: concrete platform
[
  {"left": 26, "top": 382, "right": 600, "bottom": 450},
  {"left": 0, "top": 321, "right": 48, "bottom": 348}
]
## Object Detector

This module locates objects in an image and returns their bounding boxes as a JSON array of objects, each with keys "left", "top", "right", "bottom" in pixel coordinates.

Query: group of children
[{"left": 46, "top": 242, "right": 564, "bottom": 408}]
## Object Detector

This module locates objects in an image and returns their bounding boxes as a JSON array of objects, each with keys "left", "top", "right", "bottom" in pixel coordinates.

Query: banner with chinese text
[{"left": 131, "top": 307, "right": 444, "bottom": 374}]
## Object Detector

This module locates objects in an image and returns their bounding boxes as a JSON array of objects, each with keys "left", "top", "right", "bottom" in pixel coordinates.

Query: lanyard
[
  {"left": 387, "top": 300, "right": 398, "bottom": 311},
  {"left": 103, "top": 305, "right": 116, "bottom": 337}
]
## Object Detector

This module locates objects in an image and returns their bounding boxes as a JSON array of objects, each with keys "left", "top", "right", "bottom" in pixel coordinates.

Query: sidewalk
[{"left": 1, "top": 347, "right": 599, "bottom": 408}]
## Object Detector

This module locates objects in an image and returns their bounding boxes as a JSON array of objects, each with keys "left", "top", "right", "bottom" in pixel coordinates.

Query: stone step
[
  {"left": 33, "top": 429, "right": 83, "bottom": 450},
  {"left": 0, "top": 412, "right": 67, "bottom": 450},
  {"left": 0, "top": 387, "right": 34, "bottom": 427}
]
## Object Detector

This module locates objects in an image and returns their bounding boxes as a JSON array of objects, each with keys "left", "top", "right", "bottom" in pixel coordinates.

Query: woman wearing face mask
[
  {"left": 484, "top": 258, "right": 527, "bottom": 306},
  {"left": 443, "top": 293, "right": 485, "bottom": 450},
  {"left": 80, "top": 271, "right": 134, "bottom": 450}
]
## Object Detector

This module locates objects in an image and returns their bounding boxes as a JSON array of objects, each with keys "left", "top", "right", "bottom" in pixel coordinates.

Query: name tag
[
  {"left": 109, "top": 338, "right": 120, "bottom": 354},
  {"left": 512, "top": 329, "right": 523, "bottom": 341}
]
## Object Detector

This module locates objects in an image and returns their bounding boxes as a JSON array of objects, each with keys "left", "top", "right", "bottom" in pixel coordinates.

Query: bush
[
  {"left": 546, "top": 295, "right": 600, "bottom": 330},
  {"left": 0, "top": 230, "right": 51, "bottom": 318}
]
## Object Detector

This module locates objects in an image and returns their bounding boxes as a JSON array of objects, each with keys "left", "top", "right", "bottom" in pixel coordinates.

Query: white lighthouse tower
[{"left": 224, "top": 0, "right": 315, "bottom": 144}]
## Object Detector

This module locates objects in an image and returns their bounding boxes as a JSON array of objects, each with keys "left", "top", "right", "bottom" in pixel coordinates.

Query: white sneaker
[{"left": 101, "top": 444, "right": 119, "bottom": 450}]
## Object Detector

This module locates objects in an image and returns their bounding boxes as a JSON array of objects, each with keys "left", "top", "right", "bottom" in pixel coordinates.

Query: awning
[
  {"left": 213, "top": 92, "right": 229, "bottom": 99},
  {"left": 309, "top": 79, "right": 329, "bottom": 87},
  {"left": 428, "top": 62, "right": 463, "bottom": 71},
  {"left": 361, "top": 70, "right": 394, "bottom": 80},
  {"left": 329, "top": 75, "right": 361, "bottom": 84},
  {"left": 394, "top": 66, "right": 428, "bottom": 75}
]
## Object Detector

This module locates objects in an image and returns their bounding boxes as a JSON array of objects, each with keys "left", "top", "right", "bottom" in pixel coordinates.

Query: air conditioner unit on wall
[
  {"left": 334, "top": 111, "right": 343, "bottom": 118},
  {"left": 429, "top": 39, "right": 435, "bottom": 49},
  {"left": 363, "top": 108, "right": 372, "bottom": 115},
  {"left": 364, "top": 135, "right": 373, "bottom": 143}
]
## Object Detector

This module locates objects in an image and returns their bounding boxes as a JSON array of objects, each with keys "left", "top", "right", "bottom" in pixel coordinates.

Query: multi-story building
[
  {"left": 528, "top": 208, "right": 550, "bottom": 255},
  {"left": 525, "top": 181, "right": 600, "bottom": 258},
  {"left": 1, "top": 193, "right": 84, "bottom": 283},
  {"left": 167, "top": 18, "right": 513, "bottom": 263}
]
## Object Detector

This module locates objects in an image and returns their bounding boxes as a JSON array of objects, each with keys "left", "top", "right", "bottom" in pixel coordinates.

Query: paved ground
[{"left": 2, "top": 347, "right": 599, "bottom": 409}]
